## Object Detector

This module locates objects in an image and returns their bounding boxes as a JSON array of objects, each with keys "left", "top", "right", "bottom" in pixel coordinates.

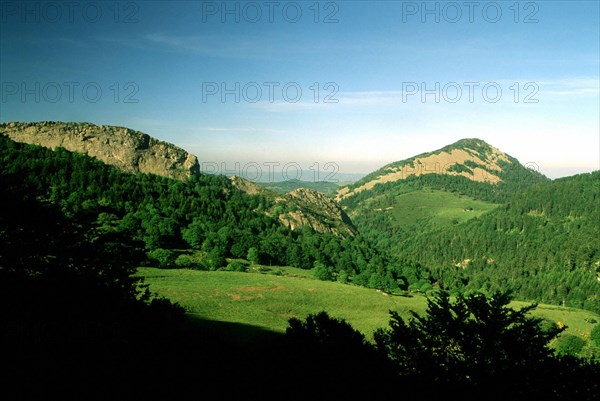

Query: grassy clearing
[
  {"left": 138, "top": 267, "right": 599, "bottom": 342},
  {"left": 138, "top": 267, "right": 427, "bottom": 337},
  {"left": 511, "top": 300, "right": 599, "bottom": 340},
  {"left": 389, "top": 189, "right": 498, "bottom": 227}
]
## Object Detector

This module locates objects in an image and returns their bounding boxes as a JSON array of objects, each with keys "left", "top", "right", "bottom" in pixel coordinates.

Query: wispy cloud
[
  {"left": 333, "top": 77, "right": 600, "bottom": 107},
  {"left": 537, "top": 77, "right": 600, "bottom": 97},
  {"left": 144, "top": 33, "right": 215, "bottom": 54},
  {"left": 337, "top": 91, "right": 404, "bottom": 106},
  {"left": 197, "top": 127, "right": 288, "bottom": 134},
  {"left": 250, "top": 100, "right": 343, "bottom": 113},
  {"left": 143, "top": 32, "right": 281, "bottom": 60}
]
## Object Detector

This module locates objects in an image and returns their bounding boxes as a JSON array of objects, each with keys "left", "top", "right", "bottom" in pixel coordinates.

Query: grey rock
[{"left": 0, "top": 121, "right": 199, "bottom": 180}]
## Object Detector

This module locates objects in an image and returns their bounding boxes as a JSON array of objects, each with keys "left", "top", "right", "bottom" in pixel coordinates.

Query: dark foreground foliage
[
  {"left": 287, "top": 294, "right": 599, "bottom": 400},
  {"left": 373, "top": 291, "right": 598, "bottom": 400}
]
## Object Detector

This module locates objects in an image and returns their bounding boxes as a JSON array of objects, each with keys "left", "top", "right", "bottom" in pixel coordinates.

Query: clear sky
[{"left": 1, "top": 1, "right": 598, "bottom": 179}]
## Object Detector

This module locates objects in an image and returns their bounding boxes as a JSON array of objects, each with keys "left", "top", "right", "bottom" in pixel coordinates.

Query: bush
[
  {"left": 268, "top": 268, "right": 284, "bottom": 276},
  {"left": 420, "top": 282, "right": 433, "bottom": 293},
  {"left": 206, "top": 247, "right": 226, "bottom": 270},
  {"left": 367, "top": 273, "right": 384, "bottom": 289},
  {"left": 313, "top": 262, "right": 333, "bottom": 281},
  {"left": 147, "top": 248, "right": 177, "bottom": 268},
  {"left": 590, "top": 323, "right": 600, "bottom": 346},
  {"left": 337, "top": 270, "right": 349, "bottom": 284},
  {"left": 175, "top": 254, "right": 206, "bottom": 270},
  {"left": 230, "top": 242, "right": 247, "bottom": 259},
  {"left": 225, "top": 260, "right": 247, "bottom": 272},
  {"left": 555, "top": 334, "right": 586, "bottom": 356},
  {"left": 246, "top": 247, "right": 259, "bottom": 264}
]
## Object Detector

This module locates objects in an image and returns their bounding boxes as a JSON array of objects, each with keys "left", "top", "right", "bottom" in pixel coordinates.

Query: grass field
[
  {"left": 138, "top": 267, "right": 599, "bottom": 342},
  {"left": 388, "top": 189, "right": 498, "bottom": 227}
]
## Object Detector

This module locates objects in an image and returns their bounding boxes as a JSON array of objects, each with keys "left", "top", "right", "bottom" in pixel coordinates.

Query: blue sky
[{"left": 1, "top": 1, "right": 598, "bottom": 179}]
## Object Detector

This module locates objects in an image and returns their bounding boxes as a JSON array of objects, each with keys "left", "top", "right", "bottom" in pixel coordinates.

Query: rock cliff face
[
  {"left": 230, "top": 176, "right": 356, "bottom": 238},
  {"left": 0, "top": 121, "right": 200, "bottom": 180},
  {"left": 280, "top": 188, "right": 357, "bottom": 238},
  {"left": 337, "top": 138, "right": 516, "bottom": 200}
]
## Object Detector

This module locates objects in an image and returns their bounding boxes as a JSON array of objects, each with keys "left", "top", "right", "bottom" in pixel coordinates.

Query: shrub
[
  {"left": 246, "top": 247, "right": 260, "bottom": 264},
  {"left": 147, "top": 248, "right": 176, "bottom": 268},
  {"left": 226, "top": 260, "right": 247, "bottom": 272},
  {"left": 175, "top": 254, "right": 206, "bottom": 270},
  {"left": 337, "top": 270, "right": 349, "bottom": 284},
  {"left": 590, "top": 323, "right": 600, "bottom": 346},
  {"left": 313, "top": 261, "right": 333, "bottom": 281},
  {"left": 555, "top": 334, "right": 586, "bottom": 356}
]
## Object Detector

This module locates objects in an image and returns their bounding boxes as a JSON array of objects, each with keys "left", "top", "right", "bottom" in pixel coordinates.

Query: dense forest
[
  {"left": 398, "top": 172, "right": 600, "bottom": 312},
  {"left": 0, "top": 135, "right": 395, "bottom": 288}
]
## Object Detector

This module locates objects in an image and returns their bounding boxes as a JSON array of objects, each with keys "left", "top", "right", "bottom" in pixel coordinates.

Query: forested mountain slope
[
  {"left": 397, "top": 172, "right": 600, "bottom": 312},
  {"left": 0, "top": 134, "right": 387, "bottom": 285},
  {"left": 339, "top": 138, "right": 549, "bottom": 262},
  {"left": 338, "top": 139, "right": 598, "bottom": 313}
]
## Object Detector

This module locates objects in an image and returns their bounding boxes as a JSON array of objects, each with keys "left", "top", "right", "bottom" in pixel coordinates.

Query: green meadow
[
  {"left": 389, "top": 189, "right": 498, "bottom": 227},
  {"left": 138, "top": 267, "right": 599, "bottom": 342}
]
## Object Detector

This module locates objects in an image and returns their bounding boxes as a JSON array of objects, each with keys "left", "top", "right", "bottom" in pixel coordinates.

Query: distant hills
[{"left": 261, "top": 179, "right": 342, "bottom": 196}]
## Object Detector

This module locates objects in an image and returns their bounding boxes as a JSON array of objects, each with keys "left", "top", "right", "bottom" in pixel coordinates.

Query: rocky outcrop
[
  {"left": 336, "top": 138, "right": 535, "bottom": 200},
  {"left": 0, "top": 121, "right": 200, "bottom": 180},
  {"left": 279, "top": 188, "right": 357, "bottom": 238},
  {"left": 230, "top": 176, "right": 356, "bottom": 238}
]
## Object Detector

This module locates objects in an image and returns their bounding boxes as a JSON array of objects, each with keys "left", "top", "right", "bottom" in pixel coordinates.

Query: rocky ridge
[
  {"left": 230, "top": 176, "right": 356, "bottom": 238},
  {"left": 0, "top": 121, "right": 200, "bottom": 180},
  {"left": 337, "top": 138, "right": 521, "bottom": 200}
]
